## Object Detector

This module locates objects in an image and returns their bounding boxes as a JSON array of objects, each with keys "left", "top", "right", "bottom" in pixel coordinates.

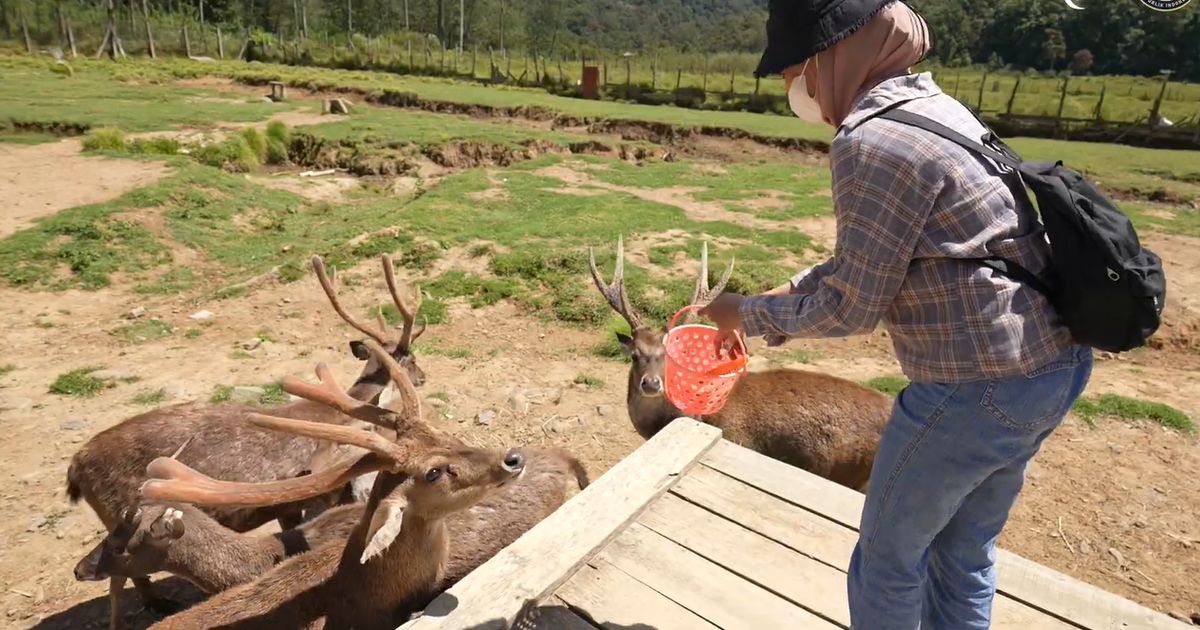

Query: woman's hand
[
  {"left": 700, "top": 293, "right": 746, "bottom": 354},
  {"left": 763, "top": 280, "right": 794, "bottom": 296}
]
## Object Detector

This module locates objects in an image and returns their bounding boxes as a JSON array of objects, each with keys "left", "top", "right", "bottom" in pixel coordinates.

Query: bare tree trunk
[
  {"left": 498, "top": 1, "right": 505, "bottom": 54},
  {"left": 217, "top": 26, "right": 224, "bottom": 58},
  {"left": 198, "top": 0, "right": 204, "bottom": 28},
  {"left": 436, "top": 0, "right": 445, "bottom": 46},
  {"left": 301, "top": 2, "right": 308, "bottom": 39},
  {"left": 141, "top": 0, "right": 155, "bottom": 58},
  {"left": 128, "top": 0, "right": 135, "bottom": 31},
  {"left": 346, "top": 0, "right": 353, "bottom": 47},
  {"left": 66, "top": 17, "right": 77, "bottom": 58},
  {"left": 292, "top": 0, "right": 299, "bottom": 41},
  {"left": 55, "top": 3, "right": 68, "bottom": 48},
  {"left": 403, "top": 0, "right": 409, "bottom": 31},
  {"left": 21, "top": 17, "right": 32, "bottom": 54},
  {"left": 183, "top": 23, "right": 192, "bottom": 57},
  {"left": 458, "top": 0, "right": 463, "bottom": 53},
  {"left": 95, "top": 0, "right": 126, "bottom": 59}
]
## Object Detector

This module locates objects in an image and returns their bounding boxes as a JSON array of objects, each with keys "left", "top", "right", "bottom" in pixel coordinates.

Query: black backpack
[{"left": 876, "top": 108, "right": 1166, "bottom": 353}]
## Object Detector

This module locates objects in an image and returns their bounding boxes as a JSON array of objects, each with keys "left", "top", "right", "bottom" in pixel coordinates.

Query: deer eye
[{"left": 424, "top": 467, "right": 443, "bottom": 483}]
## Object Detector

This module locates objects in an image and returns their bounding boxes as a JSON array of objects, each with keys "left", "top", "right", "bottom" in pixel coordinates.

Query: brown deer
[
  {"left": 73, "top": 501, "right": 363, "bottom": 594},
  {"left": 71, "top": 445, "right": 586, "bottom": 598},
  {"left": 138, "top": 340, "right": 527, "bottom": 630},
  {"left": 66, "top": 254, "right": 426, "bottom": 629},
  {"left": 589, "top": 237, "right": 892, "bottom": 491}
]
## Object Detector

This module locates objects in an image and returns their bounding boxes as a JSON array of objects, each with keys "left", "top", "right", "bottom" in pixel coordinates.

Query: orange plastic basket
[{"left": 663, "top": 305, "right": 749, "bottom": 416}]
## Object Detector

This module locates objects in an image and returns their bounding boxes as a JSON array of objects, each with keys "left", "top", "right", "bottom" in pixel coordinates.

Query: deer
[
  {"left": 137, "top": 339, "right": 528, "bottom": 630},
  {"left": 76, "top": 340, "right": 589, "bottom": 615},
  {"left": 589, "top": 237, "right": 892, "bottom": 491},
  {"left": 66, "top": 253, "right": 427, "bottom": 630}
]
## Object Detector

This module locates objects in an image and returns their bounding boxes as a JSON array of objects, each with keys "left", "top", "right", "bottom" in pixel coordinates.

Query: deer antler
[
  {"left": 588, "top": 236, "right": 643, "bottom": 330},
  {"left": 280, "top": 363, "right": 403, "bottom": 429},
  {"left": 690, "top": 241, "right": 735, "bottom": 308},
  {"left": 246, "top": 413, "right": 413, "bottom": 461},
  {"left": 140, "top": 453, "right": 395, "bottom": 508},
  {"left": 312, "top": 255, "right": 394, "bottom": 347},
  {"left": 381, "top": 254, "right": 426, "bottom": 350}
]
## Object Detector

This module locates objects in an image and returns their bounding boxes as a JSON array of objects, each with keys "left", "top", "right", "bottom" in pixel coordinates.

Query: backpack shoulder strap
[{"left": 877, "top": 109, "right": 1022, "bottom": 171}]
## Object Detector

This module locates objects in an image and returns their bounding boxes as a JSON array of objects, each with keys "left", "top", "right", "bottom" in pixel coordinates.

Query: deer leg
[
  {"left": 109, "top": 575, "right": 127, "bottom": 630},
  {"left": 134, "top": 576, "right": 182, "bottom": 615}
]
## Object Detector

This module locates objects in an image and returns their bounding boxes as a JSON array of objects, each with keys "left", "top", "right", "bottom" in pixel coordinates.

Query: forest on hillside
[{"left": 2, "top": 0, "right": 1198, "bottom": 80}]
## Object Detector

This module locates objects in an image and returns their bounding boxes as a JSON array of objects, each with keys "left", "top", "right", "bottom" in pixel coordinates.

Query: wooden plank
[
  {"left": 639, "top": 491, "right": 851, "bottom": 627},
  {"left": 599, "top": 522, "right": 840, "bottom": 630},
  {"left": 556, "top": 561, "right": 719, "bottom": 630},
  {"left": 702, "top": 440, "right": 1188, "bottom": 630},
  {"left": 674, "top": 464, "right": 1076, "bottom": 630},
  {"left": 402, "top": 418, "right": 723, "bottom": 630}
]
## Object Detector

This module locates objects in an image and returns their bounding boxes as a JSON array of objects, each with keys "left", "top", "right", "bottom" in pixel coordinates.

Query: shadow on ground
[{"left": 33, "top": 577, "right": 205, "bottom": 630}]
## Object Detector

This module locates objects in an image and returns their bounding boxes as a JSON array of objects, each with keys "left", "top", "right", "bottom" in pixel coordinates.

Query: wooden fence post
[
  {"left": 183, "top": 23, "right": 192, "bottom": 57},
  {"left": 701, "top": 55, "right": 708, "bottom": 92},
  {"left": 66, "top": 17, "right": 77, "bottom": 58},
  {"left": 1055, "top": 76, "right": 1070, "bottom": 135},
  {"left": 675, "top": 68, "right": 682, "bottom": 91},
  {"left": 977, "top": 71, "right": 988, "bottom": 111},
  {"left": 651, "top": 55, "right": 657, "bottom": 90},
  {"left": 729, "top": 67, "right": 735, "bottom": 94},
  {"left": 1005, "top": 76, "right": 1021, "bottom": 115},
  {"left": 1094, "top": 82, "right": 1106, "bottom": 123},
  {"left": 217, "top": 26, "right": 224, "bottom": 58}
]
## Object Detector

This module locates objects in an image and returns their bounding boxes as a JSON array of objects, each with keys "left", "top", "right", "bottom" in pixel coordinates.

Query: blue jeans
[{"left": 847, "top": 345, "right": 1092, "bottom": 630}]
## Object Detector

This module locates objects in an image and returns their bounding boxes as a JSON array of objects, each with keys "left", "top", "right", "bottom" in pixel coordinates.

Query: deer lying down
[
  {"left": 66, "top": 255, "right": 426, "bottom": 629},
  {"left": 73, "top": 502, "right": 364, "bottom": 594},
  {"left": 590, "top": 238, "right": 892, "bottom": 491},
  {"left": 73, "top": 447, "right": 587, "bottom": 597},
  {"left": 139, "top": 340, "right": 526, "bottom": 630}
]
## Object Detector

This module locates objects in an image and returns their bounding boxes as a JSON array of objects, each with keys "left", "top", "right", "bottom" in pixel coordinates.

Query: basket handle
[{"left": 669, "top": 304, "right": 705, "bottom": 329}]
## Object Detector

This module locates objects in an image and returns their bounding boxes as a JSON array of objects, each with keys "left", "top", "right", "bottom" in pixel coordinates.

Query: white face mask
[{"left": 787, "top": 59, "right": 825, "bottom": 125}]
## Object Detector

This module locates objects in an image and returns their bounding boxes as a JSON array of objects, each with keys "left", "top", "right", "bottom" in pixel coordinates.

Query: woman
[{"left": 700, "top": 2, "right": 1092, "bottom": 629}]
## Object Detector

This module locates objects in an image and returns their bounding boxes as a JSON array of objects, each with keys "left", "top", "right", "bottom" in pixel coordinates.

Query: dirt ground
[{"left": 0, "top": 117, "right": 1198, "bottom": 629}]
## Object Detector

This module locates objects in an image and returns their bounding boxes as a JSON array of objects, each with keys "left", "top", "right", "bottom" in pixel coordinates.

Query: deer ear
[
  {"left": 360, "top": 496, "right": 406, "bottom": 564},
  {"left": 349, "top": 340, "right": 371, "bottom": 360},
  {"left": 615, "top": 332, "right": 634, "bottom": 354}
]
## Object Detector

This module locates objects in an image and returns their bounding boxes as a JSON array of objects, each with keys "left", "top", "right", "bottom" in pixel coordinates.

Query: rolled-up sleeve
[{"left": 739, "top": 128, "right": 945, "bottom": 340}]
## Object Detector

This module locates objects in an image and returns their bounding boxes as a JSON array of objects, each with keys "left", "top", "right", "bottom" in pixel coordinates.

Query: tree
[
  {"left": 1069, "top": 48, "right": 1094, "bottom": 75},
  {"left": 1043, "top": 27, "right": 1066, "bottom": 72}
]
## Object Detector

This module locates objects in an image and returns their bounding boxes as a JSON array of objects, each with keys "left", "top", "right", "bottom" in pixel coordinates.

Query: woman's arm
[{"left": 736, "top": 131, "right": 944, "bottom": 340}]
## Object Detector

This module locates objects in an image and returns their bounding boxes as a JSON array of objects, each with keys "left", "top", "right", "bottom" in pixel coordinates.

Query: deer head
[
  {"left": 589, "top": 237, "right": 733, "bottom": 401},
  {"left": 74, "top": 504, "right": 185, "bottom": 582},
  {"left": 589, "top": 238, "right": 734, "bottom": 436},
  {"left": 312, "top": 254, "right": 427, "bottom": 387}
]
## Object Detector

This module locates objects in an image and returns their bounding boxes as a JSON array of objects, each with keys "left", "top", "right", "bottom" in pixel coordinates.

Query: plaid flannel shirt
[{"left": 738, "top": 72, "right": 1073, "bottom": 384}]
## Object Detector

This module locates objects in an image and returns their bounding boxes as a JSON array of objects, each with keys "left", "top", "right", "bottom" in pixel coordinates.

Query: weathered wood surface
[
  {"left": 701, "top": 440, "right": 1189, "bottom": 630},
  {"left": 401, "top": 418, "right": 722, "bottom": 630}
]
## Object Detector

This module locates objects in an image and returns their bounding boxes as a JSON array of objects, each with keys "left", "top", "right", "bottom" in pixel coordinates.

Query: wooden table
[{"left": 402, "top": 418, "right": 1188, "bottom": 630}]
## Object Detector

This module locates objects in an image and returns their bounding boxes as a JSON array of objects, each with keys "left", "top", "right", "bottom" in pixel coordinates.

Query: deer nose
[
  {"left": 502, "top": 449, "right": 525, "bottom": 474},
  {"left": 640, "top": 376, "right": 663, "bottom": 395}
]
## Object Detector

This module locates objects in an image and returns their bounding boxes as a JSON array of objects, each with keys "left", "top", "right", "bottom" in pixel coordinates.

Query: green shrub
[
  {"left": 81, "top": 127, "right": 126, "bottom": 152},
  {"left": 50, "top": 367, "right": 106, "bottom": 397},
  {"left": 241, "top": 127, "right": 268, "bottom": 163},
  {"left": 265, "top": 120, "right": 290, "bottom": 145},
  {"left": 193, "top": 136, "right": 260, "bottom": 172},
  {"left": 128, "top": 137, "right": 180, "bottom": 155}
]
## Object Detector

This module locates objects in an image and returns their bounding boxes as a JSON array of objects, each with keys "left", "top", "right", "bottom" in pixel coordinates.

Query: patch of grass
[
  {"left": 241, "top": 127, "right": 268, "bottom": 164},
  {"left": 185, "top": 328, "right": 203, "bottom": 339},
  {"left": 574, "top": 374, "right": 606, "bottom": 389},
  {"left": 468, "top": 243, "right": 494, "bottom": 258},
  {"left": 429, "top": 390, "right": 450, "bottom": 403},
  {"left": 230, "top": 350, "right": 255, "bottom": 360},
  {"left": 128, "top": 137, "right": 181, "bottom": 156},
  {"left": 425, "top": 270, "right": 521, "bottom": 309},
  {"left": 766, "top": 348, "right": 815, "bottom": 366},
  {"left": 113, "top": 319, "right": 173, "bottom": 344},
  {"left": 209, "top": 384, "right": 233, "bottom": 403},
  {"left": 133, "top": 388, "right": 167, "bottom": 405},
  {"left": 133, "top": 268, "right": 199, "bottom": 295},
  {"left": 864, "top": 376, "right": 909, "bottom": 397},
  {"left": 400, "top": 241, "right": 443, "bottom": 270},
  {"left": 260, "top": 382, "right": 289, "bottom": 405},
  {"left": 1072, "top": 394, "right": 1194, "bottom": 433},
  {"left": 81, "top": 127, "right": 127, "bottom": 152},
  {"left": 192, "top": 135, "right": 260, "bottom": 172},
  {"left": 0, "top": 364, "right": 14, "bottom": 377},
  {"left": 49, "top": 367, "right": 106, "bottom": 397},
  {"left": 420, "top": 337, "right": 473, "bottom": 359},
  {"left": 593, "top": 315, "right": 633, "bottom": 360}
]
